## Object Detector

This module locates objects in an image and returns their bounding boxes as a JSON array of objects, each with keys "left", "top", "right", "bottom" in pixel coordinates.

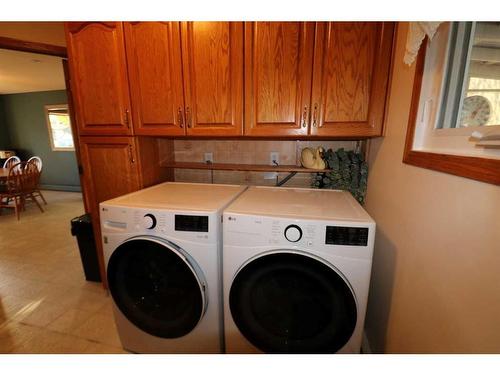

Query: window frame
[
  {"left": 436, "top": 22, "right": 475, "bottom": 129},
  {"left": 404, "top": 40, "right": 500, "bottom": 185},
  {"left": 44, "top": 104, "right": 75, "bottom": 152}
]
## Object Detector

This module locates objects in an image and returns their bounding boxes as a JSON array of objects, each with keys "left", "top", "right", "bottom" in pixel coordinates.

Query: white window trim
[{"left": 412, "top": 22, "right": 500, "bottom": 160}]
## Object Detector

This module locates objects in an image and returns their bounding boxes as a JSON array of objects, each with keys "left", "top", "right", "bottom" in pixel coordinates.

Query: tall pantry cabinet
[{"left": 65, "top": 22, "right": 168, "bottom": 284}]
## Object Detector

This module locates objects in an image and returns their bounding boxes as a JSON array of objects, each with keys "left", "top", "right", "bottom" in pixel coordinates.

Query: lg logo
[{"left": 227, "top": 216, "right": 236, "bottom": 221}]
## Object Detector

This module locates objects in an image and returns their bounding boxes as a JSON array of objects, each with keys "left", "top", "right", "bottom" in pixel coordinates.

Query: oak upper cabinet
[
  {"left": 310, "top": 22, "right": 395, "bottom": 137},
  {"left": 124, "top": 22, "right": 186, "bottom": 136},
  {"left": 244, "top": 22, "right": 315, "bottom": 137},
  {"left": 65, "top": 22, "right": 133, "bottom": 136},
  {"left": 181, "top": 22, "right": 244, "bottom": 136}
]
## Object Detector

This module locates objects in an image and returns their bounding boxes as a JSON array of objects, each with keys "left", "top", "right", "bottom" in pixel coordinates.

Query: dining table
[{"left": 0, "top": 168, "right": 9, "bottom": 181}]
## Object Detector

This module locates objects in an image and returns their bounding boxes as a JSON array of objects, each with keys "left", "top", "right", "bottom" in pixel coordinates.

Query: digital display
[
  {"left": 325, "top": 226, "right": 369, "bottom": 246},
  {"left": 175, "top": 215, "right": 209, "bottom": 232}
]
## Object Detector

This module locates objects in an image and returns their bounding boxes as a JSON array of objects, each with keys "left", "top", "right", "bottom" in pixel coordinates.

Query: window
[
  {"left": 45, "top": 104, "right": 74, "bottom": 151},
  {"left": 404, "top": 22, "right": 500, "bottom": 185},
  {"left": 438, "top": 22, "right": 500, "bottom": 129}
]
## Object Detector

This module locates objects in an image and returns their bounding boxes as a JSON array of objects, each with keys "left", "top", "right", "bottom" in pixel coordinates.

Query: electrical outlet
[
  {"left": 264, "top": 172, "right": 278, "bottom": 180},
  {"left": 270, "top": 152, "right": 280, "bottom": 166},
  {"left": 204, "top": 152, "right": 213, "bottom": 163}
]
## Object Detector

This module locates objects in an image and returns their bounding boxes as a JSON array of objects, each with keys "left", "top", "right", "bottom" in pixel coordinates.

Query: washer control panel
[
  {"left": 175, "top": 214, "right": 209, "bottom": 232},
  {"left": 100, "top": 204, "right": 218, "bottom": 244}
]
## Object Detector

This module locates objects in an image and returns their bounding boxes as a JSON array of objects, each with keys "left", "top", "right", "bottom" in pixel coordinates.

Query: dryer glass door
[
  {"left": 107, "top": 238, "right": 205, "bottom": 338},
  {"left": 229, "top": 252, "right": 357, "bottom": 353}
]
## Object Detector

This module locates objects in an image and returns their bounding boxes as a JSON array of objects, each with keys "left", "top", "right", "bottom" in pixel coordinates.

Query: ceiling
[
  {"left": 0, "top": 22, "right": 66, "bottom": 46},
  {"left": 0, "top": 48, "right": 66, "bottom": 94}
]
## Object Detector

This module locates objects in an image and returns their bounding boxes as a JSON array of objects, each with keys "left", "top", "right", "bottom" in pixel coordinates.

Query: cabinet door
[
  {"left": 79, "top": 136, "right": 140, "bottom": 214},
  {"left": 79, "top": 136, "right": 141, "bottom": 286},
  {"left": 65, "top": 22, "right": 132, "bottom": 136},
  {"left": 310, "top": 22, "right": 395, "bottom": 137},
  {"left": 244, "top": 22, "right": 315, "bottom": 137},
  {"left": 124, "top": 22, "right": 186, "bottom": 136},
  {"left": 180, "top": 22, "right": 244, "bottom": 136}
]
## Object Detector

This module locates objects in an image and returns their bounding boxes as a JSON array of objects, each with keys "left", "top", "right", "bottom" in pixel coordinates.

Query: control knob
[
  {"left": 284, "top": 224, "right": 302, "bottom": 242},
  {"left": 142, "top": 214, "right": 157, "bottom": 230}
]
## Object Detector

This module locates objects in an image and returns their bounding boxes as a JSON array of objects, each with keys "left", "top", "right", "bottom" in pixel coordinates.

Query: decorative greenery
[{"left": 311, "top": 148, "right": 368, "bottom": 205}]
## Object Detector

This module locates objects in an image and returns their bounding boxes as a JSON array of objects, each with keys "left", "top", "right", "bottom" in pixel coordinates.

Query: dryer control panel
[
  {"left": 325, "top": 226, "right": 369, "bottom": 246},
  {"left": 224, "top": 213, "right": 375, "bottom": 260}
]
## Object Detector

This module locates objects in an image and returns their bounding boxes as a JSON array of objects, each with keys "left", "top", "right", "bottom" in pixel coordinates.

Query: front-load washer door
[
  {"left": 107, "top": 236, "right": 207, "bottom": 339},
  {"left": 229, "top": 252, "right": 357, "bottom": 353}
]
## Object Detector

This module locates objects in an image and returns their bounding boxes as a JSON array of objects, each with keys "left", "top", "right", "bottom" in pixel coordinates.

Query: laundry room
[{"left": 0, "top": 2, "right": 500, "bottom": 373}]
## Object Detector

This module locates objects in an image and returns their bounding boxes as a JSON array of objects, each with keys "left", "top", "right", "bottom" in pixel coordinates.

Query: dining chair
[
  {"left": 26, "top": 156, "right": 42, "bottom": 172},
  {"left": 26, "top": 157, "right": 46, "bottom": 205},
  {"left": 0, "top": 161, "right": 25, "bottom": 220},
  {"left": 20, "top": 161, "right": 44, "bottom": 214},
  {"left": 2, "top": 155, "right": 21, "bottom": 170}
]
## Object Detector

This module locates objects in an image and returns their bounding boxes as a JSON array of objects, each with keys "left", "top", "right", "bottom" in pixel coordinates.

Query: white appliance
[
  {"left": 100, "top": 182, "right": 247, "bottom": 353},
  {"left": 222, "top": 186, "right": 376, "bottom": 354}
]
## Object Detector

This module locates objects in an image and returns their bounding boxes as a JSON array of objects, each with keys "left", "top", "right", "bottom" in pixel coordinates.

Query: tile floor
[{"left": 0, "top": 190, "right": 128, "bottom": 353}]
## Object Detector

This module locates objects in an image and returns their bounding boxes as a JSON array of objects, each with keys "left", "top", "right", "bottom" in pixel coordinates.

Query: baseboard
[
  {"left": 361, "top": 331, "right": 372, "bottom": 354},
  {"left": 40, "top": 184, "right": 82, "bottom": 192}
]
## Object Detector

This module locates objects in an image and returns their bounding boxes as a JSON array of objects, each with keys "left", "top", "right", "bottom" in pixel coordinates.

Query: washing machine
[
  {"left": 222, "top": 186, "right": 376, "bottom": 354},
  {"left": 100, "top": 182, "right": 247, "bottom": 353}
]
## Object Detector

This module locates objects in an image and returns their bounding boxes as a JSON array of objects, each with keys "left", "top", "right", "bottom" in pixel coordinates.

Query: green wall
[
  {"left": 0, "top": 96, "right": 10, "bottom": 149},
  {"left": 0, "top": 90, "right": 81, "bottom": 191}
]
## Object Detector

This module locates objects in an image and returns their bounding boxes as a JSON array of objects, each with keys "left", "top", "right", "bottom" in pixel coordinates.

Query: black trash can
[{"left": 71, "top": 214, "right": 101, "bottom": 282}]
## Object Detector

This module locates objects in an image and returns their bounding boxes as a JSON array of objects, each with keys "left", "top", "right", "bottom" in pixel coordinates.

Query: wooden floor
[{"left": 0, "top": 190, "right": 128, "bottom": 353}]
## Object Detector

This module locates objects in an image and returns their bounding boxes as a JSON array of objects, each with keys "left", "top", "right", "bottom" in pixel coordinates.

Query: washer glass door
[
  {"left": 107, "top": 237, "right": 206, "bottom": 338},
  {"left": 229, "top": 252, "right": 357, "bottom": 353}
]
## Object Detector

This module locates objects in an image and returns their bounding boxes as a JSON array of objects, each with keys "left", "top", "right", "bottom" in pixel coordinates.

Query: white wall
[{"left": 364, "top": 22, "right": 500, "bottom": 353}]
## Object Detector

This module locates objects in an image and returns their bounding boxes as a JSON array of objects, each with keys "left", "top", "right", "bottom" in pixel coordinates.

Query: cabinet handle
[
  {"left": 312, "top": 104, "right": 318, "bottom": 127},
  {"left": 128, "top": 145, "right": 135, "bottom": 163},
  {"left": 186, "top": 106, "right": 192, "bottom": 128},
  {"left": 124, "top": 109, "right": 130, "bottom": 128},
  {"left": 177, "top": 107, "right": 184, "bottom": 128},
  {"left": 302, "top": 105, "right": 308, "bottom": 128}
]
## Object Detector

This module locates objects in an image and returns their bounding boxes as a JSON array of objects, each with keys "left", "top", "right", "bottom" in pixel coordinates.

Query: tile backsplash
[{"left": 165, "top": 139, "right": 357, "bottom": 188}]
